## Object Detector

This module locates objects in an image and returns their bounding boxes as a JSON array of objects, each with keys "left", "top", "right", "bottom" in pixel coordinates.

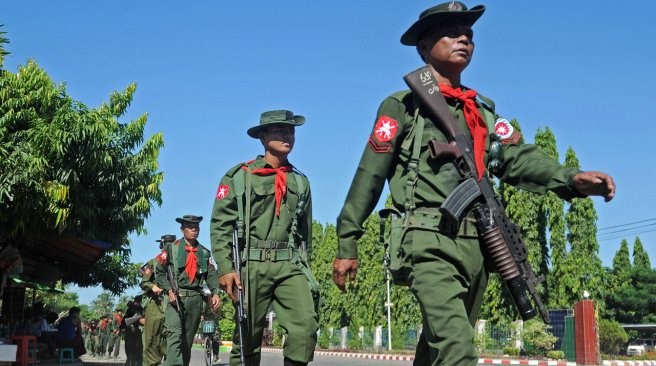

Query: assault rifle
[
  {"left": 232, "top": 227, "right": 247, "bottom": 366},
  {"left": 404, "top": 65, "right": 550, "bottom": 324},
  {"left": 124, "top": 315, "right": 143, "bottom": 327}
]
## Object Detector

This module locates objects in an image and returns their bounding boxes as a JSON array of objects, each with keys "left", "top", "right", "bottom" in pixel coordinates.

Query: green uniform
[
  {"left": 124, "top": 301, "right": 144, "bottom": 366},
  {"left": 107, "top": 312, "right": 123, "bottom": 359},
  {"left": 210, "top": 156, "right": 318, "bottom": 366},
  {"left": 154, "top": 239, "right": 220, "bottom": 366},
  {"left": 336, "top": 90, "right": 583, "bottom": 365},
  {"left": 97, "top": 318, "right": 111, "bottom": 357},
  {"left": 141, "top": 258, "right": 167, "bottom": 366}
]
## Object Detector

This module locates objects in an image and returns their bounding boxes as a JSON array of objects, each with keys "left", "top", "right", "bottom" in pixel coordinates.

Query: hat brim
[
  {"left": 401, "top": 5, "right": 485, "bottom": 46},
  {"left": 175, "top": 217, "right": 203, "bottom": 224},
  {"left": 247, "top": 116, "right": 305, "bottom": 139}
]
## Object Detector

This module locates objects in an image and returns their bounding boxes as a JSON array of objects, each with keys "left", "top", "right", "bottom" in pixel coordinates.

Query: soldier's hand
[
  {"left": 219, "top": 272, "right": 242, "bottom": 302},
  {"left": 211, "top": 294, "right": 221, "bottom": 310},
  {"left": 332, "top": 258, "right": 358, "bottom": 293},
  {"left": 573, "top": 171, "right": 616, "bottom": 202},
  {"left": 168, "top": 289, "right": 177, "bottom": 305},
  {"left": 139, "top": 318, "right": 145, "bottom": 326},
  {"left": 152, "top": 284, "right": 163, "bottom": 296}
]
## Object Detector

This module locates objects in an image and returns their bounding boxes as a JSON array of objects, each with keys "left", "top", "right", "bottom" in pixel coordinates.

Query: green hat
[
  {"left": 156, "top": 234, "right": 176, "bottom": 243},
  {"left": 401, "top": 1, "right": 485, "bottom": 46},
  {"left": 175, "top": 215, "right": 203, "bottom": 224},
  {"left": 247, "top": 110, "right": 305, "bottom": 139}
]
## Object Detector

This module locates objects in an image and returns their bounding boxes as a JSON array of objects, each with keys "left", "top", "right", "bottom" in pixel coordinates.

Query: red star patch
[
  {"left": 373, "top": 115, "right": 398, "bottom": 142},
  {"left": 156, "top": 250, "right": 168, "bottom": 265},
  {"left": 144, "top": 267, "right": 151, "bottom": 276},
  {"left": 216, "top": 185, "right": 229, "bottom": 200}
]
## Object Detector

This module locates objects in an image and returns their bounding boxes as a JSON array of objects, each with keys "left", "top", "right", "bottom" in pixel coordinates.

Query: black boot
[{"left": 283, "top": 357, "right": 307, "bottom": 366}]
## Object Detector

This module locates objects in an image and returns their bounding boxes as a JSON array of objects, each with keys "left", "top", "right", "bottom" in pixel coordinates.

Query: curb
[{"left": 602, "top": 362, "right": 656, "bottom": 366}]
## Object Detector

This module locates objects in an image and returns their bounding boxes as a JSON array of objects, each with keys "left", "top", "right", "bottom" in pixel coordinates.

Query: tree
[
  {"left": 605, "top": 267, "right": 656, "bottom": 324},
  {"left": 607, "top": 239, "right": 632, "bottom": 294},
  {"left": 561, "top": 148, "right": 605, "bottom": 307},
  {"left": 632, "top": 237, "right": 651, "bottom": 270},
  {"left": 0, "top": 33, "right": 164, "bottom": 293},
  {"left": 90, "top": 292, "right": 115, "bottom": 319}
]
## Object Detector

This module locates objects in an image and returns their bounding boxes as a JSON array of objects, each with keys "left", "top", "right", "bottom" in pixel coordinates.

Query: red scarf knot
[
  {"left": 439, "top": 83, "right": 488, "bottom": 180},
  {"left": 250, "top": 165, "right": 293, "bottom": 217},
  {"left": 184, "top": 245, "right": 198, "bottom": 283}
]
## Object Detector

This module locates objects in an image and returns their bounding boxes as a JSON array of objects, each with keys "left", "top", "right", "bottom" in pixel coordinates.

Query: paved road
[{"left": 193, "top": 349, "right": 413, "bottom": 366}]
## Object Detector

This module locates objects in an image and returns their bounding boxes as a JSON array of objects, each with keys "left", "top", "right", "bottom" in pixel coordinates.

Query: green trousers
[
  {"left": 163, "top": 293, "right": 203, "bottom": 366},
  {"left": 230, "top": 260, "right": 318, "bottom": 366},
  {"left": 108, "top": 332, "right": 121, "bottom": 358},
  {"left": 98, "top": 333, "right": 109, "bottom": 356},
  {"left": 405, "top": 227, "right": 488, "bottom": 366},
  {"left": 143, "top": 299, "right": 167, "bottom": 366}
]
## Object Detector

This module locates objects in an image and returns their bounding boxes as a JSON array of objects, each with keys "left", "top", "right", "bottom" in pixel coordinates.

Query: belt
[
  {"left": 248, "top": 247, "right": 293, "bottom": 262},
  {"left": 177, "top": 288, "right": 202, "bottom": 297},
  {"left": 408, "top": 207, "right": 478, "bottom": 237},
  {"left": 249, "top": 238, "right": 291, "bottom": 249}
]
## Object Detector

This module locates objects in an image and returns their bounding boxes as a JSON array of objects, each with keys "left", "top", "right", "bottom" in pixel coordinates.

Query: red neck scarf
[
  {"left": 250, "top": 164, "right": 293, "bottom": 216},
  {"left": 184, "top": 245, "right": 198, "bottom": 283},
  {"left": 439, "top": 83, "right": 488, "bottom": 180}
]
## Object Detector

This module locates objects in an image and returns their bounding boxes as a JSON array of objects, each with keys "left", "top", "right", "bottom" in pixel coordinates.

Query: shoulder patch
[
  {"left": 495, "top": 118, "right": 521, "bottom": 145},
  {"left": 216, "top": 185, "right": 229, "bottom": 200},
  {"left": 373, "top": 115, "right": 398, "bottom": 142}
]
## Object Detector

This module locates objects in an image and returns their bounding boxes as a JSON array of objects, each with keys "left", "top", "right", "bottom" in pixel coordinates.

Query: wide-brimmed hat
[
  {"left": 175, "top": 215, "right": 203, "bottom": 224},
  {"left": 401, "top": 1, "right": 485, "bottom": 46},
  {"left": 156, "top": 234, "right": 176, "bottom": 243},
  {"left": 247, "top": 110, "right": 305, "bottom": 139}
]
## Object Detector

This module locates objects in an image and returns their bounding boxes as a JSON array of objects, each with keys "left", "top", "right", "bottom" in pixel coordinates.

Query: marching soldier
[
  {"left": 107, "top": 308, "right": 123, "bottom": 360},
  {"left": 124, "top": 296, "right": 144, "bottom": 366},
  {"left": 154, "top": 215, "right": 221, "bottom": 366},
  {"left": 211, "top": 110, "right": 319, "bottom": 366},
  {"left": 141, "top": 234, "right": 176, "bottom": 366}
]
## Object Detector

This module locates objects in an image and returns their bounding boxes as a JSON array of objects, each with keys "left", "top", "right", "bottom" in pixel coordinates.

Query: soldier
[
  {"left": 86, "top": 320, "right": 98, "bottom": 357},
  {"left": 141, "top": 234, "right": 176, "bottom": 366},
  {"left": 211, "top": 110, "right": 319, "bottom": 366},
  {"left": 124, "top": 296, "right": 144, "bottom": 366},
  {"left": 332, "top": 2, "right": 616, "bottom": 365},
  {"left": 97, "top": 314, "right": 111, "bottom": 358},
  {"left": 155, "top": 215, "right": 221, "bottom": 366},
  {"left": 107, "top": 307, "right": 124, "bottom": 360}
]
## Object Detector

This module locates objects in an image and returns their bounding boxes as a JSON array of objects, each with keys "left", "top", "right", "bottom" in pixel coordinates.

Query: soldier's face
[
  {"left": 181, "top": 223, "right": 200, "bottom": 242},
  {"left": 260, "top": 125, "right": 295, "bottom": 156},
  {"left": 419, "top": 22, "right": 474, "bottom": 72}
]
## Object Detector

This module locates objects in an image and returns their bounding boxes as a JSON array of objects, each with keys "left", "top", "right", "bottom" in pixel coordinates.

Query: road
[{"left": 192, "top": 348, "right": 413, "bottom": 366}]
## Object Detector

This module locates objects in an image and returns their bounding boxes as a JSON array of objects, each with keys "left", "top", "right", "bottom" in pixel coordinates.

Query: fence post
[{"left": 374, "top": 325, "right": 382, "bottom": 351}]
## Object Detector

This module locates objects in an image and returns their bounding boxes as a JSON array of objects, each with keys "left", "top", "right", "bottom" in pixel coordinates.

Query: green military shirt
[
  {"left": 336, "top": 90, "right": 583, "bottom": 259},
  {"left": 141, "top": 258, "right": 160, "bottom": 295},
  {"left": 210, "top": 156, "right": 312, "bottom": 277},
  {"left": 154, "top": 239, "right": 220, "bottom": 295}
]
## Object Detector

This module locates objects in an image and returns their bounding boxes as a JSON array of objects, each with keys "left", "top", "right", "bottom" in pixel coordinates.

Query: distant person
[{"left": 56, "top": 306, "right": 86, "bottom": 358}]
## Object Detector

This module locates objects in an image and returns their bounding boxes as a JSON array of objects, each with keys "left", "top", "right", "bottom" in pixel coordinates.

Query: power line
[
  {"left": 597, "top": 227, "right": 656, "bottom": 242},
  {"left": 597, "top": 218, "right": 656, "bottom": 232}
]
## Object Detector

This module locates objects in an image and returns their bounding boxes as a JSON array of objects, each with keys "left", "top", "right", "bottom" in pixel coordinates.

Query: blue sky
[{"left": 3, "top": 1, "right": 655, "bottom": 305}]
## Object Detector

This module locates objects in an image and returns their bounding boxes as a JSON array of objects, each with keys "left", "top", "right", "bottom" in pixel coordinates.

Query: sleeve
[
  {"left": 205, "top": 248, "right": 220, "bottom": 295},
  {"left": 302, "top": 185, "right": 312, "bottom": 261},
  {"left": 139, "top": 261, "right": 155, "bottom": 292},
  {"left": 210, "top": 172, "right": 240, "bottom": 277},
  {"left": 494, "top": 139, "right": 584, "bottom": 201},
  {"left": 153, "top": 247, "right": 172, "bottom": 292},
  {"left": 335, "top": 96, "right": 409, "bottom": 259}
]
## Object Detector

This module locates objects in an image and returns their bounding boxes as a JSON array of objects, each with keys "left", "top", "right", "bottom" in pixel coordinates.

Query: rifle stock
[
  {"left": 404, "top": 65, "right": 550, "bottom": 324},
  {"left": 232, "top": 228, "right": 247, "bottom": 366}
]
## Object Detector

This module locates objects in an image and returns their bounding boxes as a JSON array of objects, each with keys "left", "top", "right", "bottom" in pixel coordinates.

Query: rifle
[
  {"left": 124, "top": 315, "right": 143, "bottom": 327},
  {"left": 232, "top": 227, "right": 247, "bottom": 366},
  {"left": 165, "top": 261, "right": 189, "bottom": 362},
  {"left": 403, "top": 65, "right": 550, "bottom": 324}
]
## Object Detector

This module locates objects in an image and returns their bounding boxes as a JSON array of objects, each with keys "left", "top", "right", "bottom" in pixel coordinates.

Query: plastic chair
[
  {"left": 11, "top": 336, "right": 37, "bottom": 366},
  {"left": 57, "top": 348, "right": 75, "bottom": 364}
]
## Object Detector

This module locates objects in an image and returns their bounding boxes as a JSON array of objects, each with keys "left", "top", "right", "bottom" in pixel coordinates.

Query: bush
[
  {"left": 272, "top": 324, "right": 284, "bottom": 347},
  {"left": 318, "top": 329, "right": 331, "bottom": 349},
  {"left": 599, "top": 319, "right": 628, "bottom": 355},
  {"left": 547, "top": 350, "right": 565, "bottom": 360},
  {"left": 522, "top": 320, "right": 557, "bottom": 357},
  {"left": 473, "top": 332, "right": 495, "bottom": 352},
  {"left": 503, "top": 346, "right": 519, "bottom": 356}
]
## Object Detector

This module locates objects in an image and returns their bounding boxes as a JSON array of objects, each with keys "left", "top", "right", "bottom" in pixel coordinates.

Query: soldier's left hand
[
  {"left": 211, "top": 294, "right": 221, "bottom": 310},
  {"left": 168, "top": 289, "right": 177, "bottom": 305},
  {"left": 572, "top": 171, "right": 615, "bottom": 202}
]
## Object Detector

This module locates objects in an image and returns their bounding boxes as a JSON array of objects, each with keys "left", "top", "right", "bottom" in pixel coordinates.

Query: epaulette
[
  {"left": 224, "top": 161, "right": 251, "bottom": 178},
  {"left": 475, "top": 92, "right": 496, "bottom": 112},
  {"left": 389, "top": 90, "right": 412, "bottom": 103}
]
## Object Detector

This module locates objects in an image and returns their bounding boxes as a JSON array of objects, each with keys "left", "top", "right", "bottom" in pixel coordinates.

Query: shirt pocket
[{"left": 250, "top": 179, "right": 275, "bottom": 217}]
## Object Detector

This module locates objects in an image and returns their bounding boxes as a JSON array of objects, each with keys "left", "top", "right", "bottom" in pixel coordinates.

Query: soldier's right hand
[
  {"left": 168, "top": 289, "right": 177, "bottom": 305},
  {"left": 219, "top": 271, "right": 242, "bottom": 302},
  {"left": 152, "top": 284, "right": 163, "bottom": 296},
  {"left": 332, "top": 258, "right": 359, "bottom": 293}
]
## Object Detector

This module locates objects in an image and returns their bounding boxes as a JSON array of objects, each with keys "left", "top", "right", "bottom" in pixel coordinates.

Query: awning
[{"left": 9, "top": 276, "right": 64, "bottom": 293}]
